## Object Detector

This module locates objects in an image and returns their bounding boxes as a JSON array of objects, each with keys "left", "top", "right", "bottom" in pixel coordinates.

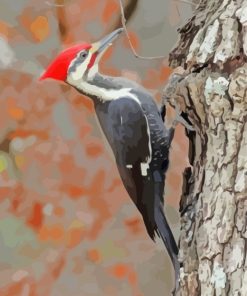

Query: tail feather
[
  {"left": 155, "top": 205, "right": 178, "bottom": 256},
  {"left": 153, "top": 180, "right": 180, "bottom": 295},
  {"left": 139, "top": 182, "right": 179, "bottom": 261},
  {"left": 141, "top": 201, "right": 180, "bottom": 295},
  {"left": 139, "top": 190, "right": 179, "bottom": 274},
  {"left": 155, "top": 205, "right": 180, "bottom": 295}
]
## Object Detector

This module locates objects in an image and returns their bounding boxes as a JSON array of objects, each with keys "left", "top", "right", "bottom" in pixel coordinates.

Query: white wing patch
[
  {"left": 142, "top": 113, "right": 152, "bottom": 175},
  {"left": 125, "top": 93, "right": 152, "bottom": 176},
  {"left": 140, "top": 163, "right": 149, "bottom": 176}
]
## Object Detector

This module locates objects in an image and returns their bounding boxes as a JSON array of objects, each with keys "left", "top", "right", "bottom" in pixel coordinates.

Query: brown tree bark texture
[{"left": 164, "top": 0, "right": 247, "bottom": 295}]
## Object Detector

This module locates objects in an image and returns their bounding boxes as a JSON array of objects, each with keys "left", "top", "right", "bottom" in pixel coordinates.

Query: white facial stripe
[
  {"left": 68, "top": 52, "right": 93, "bottom": 81},
  {"left": 87, "top": 64, "right": 99, "bottom": 79},
  {"left": 68, "top": 44, "right": 112, "bottom": 83}
]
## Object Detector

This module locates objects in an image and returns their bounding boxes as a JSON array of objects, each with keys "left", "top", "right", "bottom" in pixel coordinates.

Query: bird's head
[{"left": 39, "top": 28, "right": 123, "bottom": 84}]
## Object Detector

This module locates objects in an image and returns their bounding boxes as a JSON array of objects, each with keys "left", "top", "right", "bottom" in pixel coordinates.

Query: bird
[{"left": 40, "top": 28, "right": 179, "bottom": 293}]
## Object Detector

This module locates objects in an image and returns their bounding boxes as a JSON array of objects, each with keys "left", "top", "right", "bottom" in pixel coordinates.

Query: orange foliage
[
  {"left": 79, "top": 124, "right": 92, "bottom": 139},
  {"left": 40, "top": 223, "right": 83, "bottom": 248},
  {"left": 128, "top": 270, "right": 137, "bottom": 285},
  {"left": 38, "top": 225, "right": 50, "bottom": 241},
  {"left": 3, "top": 282, "right": 28, "bottom": 296},
  {"left": 39, "top": 224, "right": 65, "bottom": 242},
  {"left": 8, "top": 107, "right": 24, "bottom": 120},
  {"left": 160, "top": 66, "right": 173, "bottom": 82},
  {"left": 7, "top": 97, "right": 24, "bottom": 120},
  {"left": 58, "top": 155, "right": 75, "bottom": 173},
  {"left": 30, "top": 16, "right": 50, "bottom": 42},
  {"left": 2, "top": 279, "right": 37, "bottom": 296},
  {"left": 87, "top": 249, "right": 102, "bottom": 263},
  {"left": 101, "top": 65, "right": 121, "bottom": 77},
  {"left": 86, "top": 141, "right": 103, "bottom": 157},
  {"left": 39, "top": 225, "right": 50, "bottom": 241},
  {"left": 124, "top": 217, "right": 142, "bottom": 234},
  {"left": 8, "top": 130, "right": 49, "bottom": 140},
  {"left": 73, "top": 95, "right": 94, "bottom": 113},
  {"left": 9, "top": 185, "right": 24, "bottom": 213},
  {"left": 142, "top": 69, "right": 161, "bottom": 88},
  {"left": 11, "top": 197, "right": 21, "bottom": 212},
  {"left": 53, "top": 206, "right": 65, "bottom": 217},
  {"left": 68, "top": 186, "right": 85, "bottom": 198},
  {"left": 66, "top": 228, "right": 84, "bottom": 248},
  {"left": 49, "top": 225, "right": 65, "bottom": 241},
  {"left": 0, "top": 20, "right": 10, "bottom": 38},
  {"left": 108, "top": 178, "right": 122, "bottom": 192},
  {"left": 52, "top": 257, "right": 65, "bottom": 279},
  {"left": 27, "top": 202, "right": 43, "bottom": 230},
  {"left": 86, "top": 170, "right": 111, "bottom": 239},
  {"left": 77, "top": 0, "right": 99, "bottom": 12},
  {"left": 110, "top": 263, "right": 128, "bottom": 279},
  {"left": 15, "top": 155, "right": 25, "bottom": 168},
  {"left": 61, "top": 184, "right": 87, "bottom": 199},
  {"left": 143, "top": 66, "right": 173, "bottom": 89},
  {"left": 109, "top": 264, "right": 139, "bottom": 292},
  {"left": 103, "top": 46, "right": 114, "bottom": 62},
  {"left": 166, "top": 171, "right": 181, "bottom": 207},
  {"left": 102, "top": 1, "right": 119, "bottom": 23},
  {"left": 62, "top": 34, "right": 76, "bottom": 47}
]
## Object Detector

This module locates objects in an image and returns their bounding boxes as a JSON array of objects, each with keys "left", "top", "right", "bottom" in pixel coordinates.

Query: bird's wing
[
  {"left": 107, "top": 97, "right": 179, "bottom": 279},
  {"left": 108, "top": 96, "right": 151, "bottom": 167},
  {"left": 105, "top": 96, "right": 152, "bottom": 205}
]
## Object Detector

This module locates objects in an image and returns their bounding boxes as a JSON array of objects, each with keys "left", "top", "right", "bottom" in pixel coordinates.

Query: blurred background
[{"left": 0, "top": 0, "right": 193, "bottom": 295}]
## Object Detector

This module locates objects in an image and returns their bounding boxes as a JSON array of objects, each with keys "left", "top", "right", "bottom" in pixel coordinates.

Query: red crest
[{"left": 39, "top": 43, "right": 91, "bottom": 81}]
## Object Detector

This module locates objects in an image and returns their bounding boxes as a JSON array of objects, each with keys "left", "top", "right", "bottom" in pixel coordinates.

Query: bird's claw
[
  {"left": 172, "top": 114, "right": 195, "bottom": 131},
  {"left": 172, "top": 104, "right": 195, "bottom": 131}
]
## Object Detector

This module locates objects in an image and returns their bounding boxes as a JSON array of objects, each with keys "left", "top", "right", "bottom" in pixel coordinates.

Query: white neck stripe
[{"left": 70, "top": 77, "right": 135, "bottom": 102}]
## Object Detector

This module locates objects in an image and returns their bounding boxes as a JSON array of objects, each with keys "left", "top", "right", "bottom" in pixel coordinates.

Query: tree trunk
[{"left": 164, "top": 0, "right": 247, "bottom": 294}]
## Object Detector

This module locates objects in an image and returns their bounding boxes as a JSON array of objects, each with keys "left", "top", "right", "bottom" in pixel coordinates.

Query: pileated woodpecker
[{"left": 40, "top": 28, "right": 179, "bottom": 292}]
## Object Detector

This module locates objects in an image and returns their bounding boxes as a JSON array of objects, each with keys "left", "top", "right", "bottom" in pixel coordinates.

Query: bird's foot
[{"left": 172, "top": 104, "right": 195, "bottom": 132}]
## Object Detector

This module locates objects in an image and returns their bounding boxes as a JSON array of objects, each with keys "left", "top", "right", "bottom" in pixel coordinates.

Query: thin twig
[
  {"left": 46, "top": 0, "right": 195, "bottom": 61},
  {"left": 118, "top": 0, "right": 196, "bottom": 60},
  {"left": 119, "top": 0, "right": 167, "bottom": 60}
]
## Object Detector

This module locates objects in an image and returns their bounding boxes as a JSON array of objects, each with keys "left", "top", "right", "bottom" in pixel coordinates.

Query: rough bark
[{"left": 163, "top": 0, "right": 247, "bottom": 295}]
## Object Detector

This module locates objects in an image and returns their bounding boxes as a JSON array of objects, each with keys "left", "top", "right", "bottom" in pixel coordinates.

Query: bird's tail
[
  {"left": 154, "top": 184, "right": 180, "bottom": 295},
  {"left": 155, "top": 204, "right": 180, "bottom": 280}
]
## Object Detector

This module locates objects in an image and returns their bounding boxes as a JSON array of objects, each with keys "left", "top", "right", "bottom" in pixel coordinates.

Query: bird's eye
[{"left": 79, "top": 51, "right": 88, "bottom": 59}]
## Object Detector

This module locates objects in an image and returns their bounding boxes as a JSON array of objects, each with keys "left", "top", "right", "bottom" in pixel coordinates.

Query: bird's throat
[{"left": 72, "top": 73, "right": 131, "bottom": 103}]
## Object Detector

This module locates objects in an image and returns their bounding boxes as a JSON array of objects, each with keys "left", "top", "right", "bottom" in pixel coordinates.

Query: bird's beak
[{"left": 90, "top": 28, "right": 124, "bottom": 56}]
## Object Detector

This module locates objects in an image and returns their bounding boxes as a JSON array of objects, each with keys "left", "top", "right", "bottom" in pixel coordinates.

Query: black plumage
[{"left": 81, "top": 76, "right": 180, "bottom": 291}]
